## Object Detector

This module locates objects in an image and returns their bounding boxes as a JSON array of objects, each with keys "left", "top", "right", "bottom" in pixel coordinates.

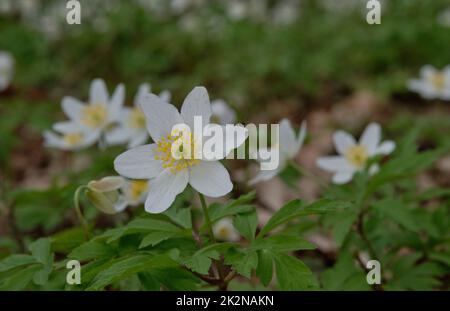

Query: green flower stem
[
  {"left": 198, "top": 192, "right": 216, "bottom": 243},
  {"left": 74, "top": 186, "right": 90, "bottom": 241},
  {"left": 289, "top": 160, "right": 329, "bottom": 190}
]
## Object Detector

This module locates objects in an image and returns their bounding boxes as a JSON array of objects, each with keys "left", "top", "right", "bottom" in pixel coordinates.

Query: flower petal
[
  {"left": 89, "top": 78, "right": 108, "bottom": 104},
  {"left": 201, "top": 124, "right": 248, "bottom": 160},
  {"left": 359, "top": 123, "right": 381, "bottom": 155},
  {"left": 333, "top": 130, "right": 356, "bottom": 155},
  {"left": 62, "top": 96, "right": 85, "bottom": 121},
  {"left": 128, "top": 131, "right": 149, "bottom": 148},
  {"left": 189, "top": 161, "right": 232, "bottom": 197},
  {"left": 332, "top": 172, "right": 354, "bottom": 184},
  {"left": 145, "top": 169, "right": 188, "bottom": 213},
  {"left": 296, "top": 121, "right": 307, "bottom": 152},
  {"left": 376, "top": 141, "right": 395, "bottom": 155},
  {"left": 140, "top": 93, "right": 183, "bottom": 141},
  {"left": 279, "top": 119, "right": 297, "bottom": 156},
  {"left": 52, "top": 121, "right": 83, "bottom": 134},
  {"left": 104, "top": 126, "right": 130, "bottom": 146},
  {"left": 114, "top": 144, "right": 163, "bottom": 179},
  {"left": 180, "top": 86, "right": 211, "bottom": 129},
  {"left": 109, "top": 83, "right": 125, "bottom": 120},
  {"left": 211, "top": 99, "right": 236, "bottom": 124},
  {"left": 316, "top": 156, "right": 354, "bottom": 172},
  {"left": 248, "top": 167, "right": 280, "bottom": 185},
  {"left": 134, "top": 83, "right": 151, "bottom": 106}
]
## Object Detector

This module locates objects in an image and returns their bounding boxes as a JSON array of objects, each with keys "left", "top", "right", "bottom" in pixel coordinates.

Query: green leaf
[
  {"left": 51, "top": 227, "right": 86, "bottom": 253},
  {"left": 373, "top": 199, "right": 420, "bottom": 232},
  {"left": 252, "top": 235, "right": 316, "bottom": 252},
  {"left": 225, "top": 249, "right": 258, "bottom": 279},
  {"left": 321, "top": 253, "right": 370, "bottom": 290},
  {"left": 69, "top": 241, "right": 117, "bottom": 261},
  {"left": 325, "top": 210, "right": 358, "bottom": 247},
  {"left": 233, "top": 209, "right": 258, "bottom": 241},
  {"left": 139, "top": 231, "right": 178, "bottom": 248},
  {"left": 0, "top": 255, "right": 37, "bottom": 272},
  {"left": 273, "top": 253, "right": 317, "bottom": 290},
  {"left": 259, "top": 199, "right": 350, "bottom": 236},
  {"left": 209, "top": 192, "right": 255, "bottom": 222},
  {"left": 256, "top": 250, "right": 273, "bottom": 286},
  {"left": 0, "top": 264, "right": 42, "bottom": 291},
  {"left": 28, "top": 238, "right": 53, "bottom": 285},
  {"left": 164, "top": 206, "right": 192, "bottom": 229},
  {"left": 183, "top": 243, "right": 232, "bottom": 275}
]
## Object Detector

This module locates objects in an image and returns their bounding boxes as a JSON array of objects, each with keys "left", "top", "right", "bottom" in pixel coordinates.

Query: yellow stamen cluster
[
  {"left": 81, "top": 103, "right": 108, "bottom": 128},
  {"left": 430, "top": 73, "right": 446, "bottom": 90},
  {"left": 63, "top": 132, "right": 84, "bottom": 146},
  {"left": 128, "top": 108, "right": 146, "bottom": 129},
  {"left": 345, "top": 145, "right": 368, "bottom": 168},
  {"left": 129, "top": 180, "right": 149, "bottom": 200},
  {"left": 155, "top": 132, "right": 200, "bottom": 174}
]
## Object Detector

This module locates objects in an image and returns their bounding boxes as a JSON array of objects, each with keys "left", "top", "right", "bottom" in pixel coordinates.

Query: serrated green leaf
[
  {"left": 256, "top": 250, "right": 273, "bottom": 286},
  {"left": 69, "top": 241, "right": 117, "bottom": 261},
  {"left": 225, "top": 249, "right": 258, "bottom": 279},
  {"left": 273, "top": 253, "right": 317, "bottom": 290},
  {"left": 233, "top": 209, "right": 258, "bottom": 241},
  {"left": 252, "top": 235, "right": 316, "bottom": 252}
]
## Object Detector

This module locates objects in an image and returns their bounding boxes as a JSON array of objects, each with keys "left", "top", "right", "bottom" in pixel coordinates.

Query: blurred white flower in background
[
  {"left": 213, "top": 218, "right": 240, "bottom": 242},
  {"left": 121, "top": 179, "right": 150, "bottom": 206},
  {"left": 111, "top": 83, "right": 171, "bottom": 148},
  {"left": 114, "top": 86, "right": 248, "bottom": 213},
  {"left": 43, "top": 123, "right": 98, "bottom": 151},
  {"left": 437, "top": 8, "right": 450, "bottom": 27},
  {"left": 211, "top": 99, "right": 236, "bottom": 125},
  {"left": 59, "top": 78, "right": 126, "bottom": 147},
  {"left": 0, "top": 51, "right": 14, "bottom": 91},
  {"left": 407, "top": 65, "right": 450, "bottom": 100},
  {"left": 271, "top": 0, "right": 300, "bottom": 25},
  {"left": 250, "top": 119, "right": 306, "bottom": 184},
  {"left": 317, "top": 123, "right": 395, "bottom": 184}
]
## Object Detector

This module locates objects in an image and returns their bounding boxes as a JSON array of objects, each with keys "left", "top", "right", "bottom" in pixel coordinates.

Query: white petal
[
  {"left": 180, "top": 86, "right": 211, "bottom": 129},
  {"left": 140, "top": 94, "right": 183, "bottom": 141},
  {"left": 52, "top": 121, "right": 82, "bottom": 134},
  {"left": 114, "top": 196, "right": 128, "bottom": 213},
  {"left": 333, "top": 130, "right": 356, "bottom": 155},
  {"left": 279, "top": 119, "right": 297, "bottom": 156},
  {"left": 109, "top": 84, "right": 125, "bottom": 120},
  {"left": 332, "top": 172, "right": 354, "bottom": 184},
  {"left": 89, "top": 78, "right": 108, "bottom": 104},
  {"left": 359, "top": 123, "right": 381, "bottom": 155},
  {"left": 188, "top": 161, "right": 232, "bottom": 197},
  {"left": 134, "top": 83, "right": 151, "bottom": 106},
  {"left": 128, "top": 131, "right": 149, "bottom": 148},
  {"left": 145, "top": 170, "right": 188, "bottom": 213},
  {"left": 104, "top": 126, "right": 130, "bottom": 146},
  {"left": 201, "top": 124, "right": 248, "bottom": 160},
  {"left": 420, "top": 65, "right": 436, "bottom": 79},
  {"left": 376, "top": 141, "right": 395, "bottom": 155},
  {"left": 296, "top": 121, "right": 307, "bottom": 152},
  {"left": 88, "top": 176, "right": 125, "bottom": 192},
  {"left": 159, "top": 90, "right": 172, "bottom": 103},
  {"left": 61, "top": 96, "right": 85, "bottom": 121},
  {"left": 114, "top": 144, "right": 163, "bottom": 179},
  {"left": 316, "top": 156, "right": 354, "bottom": 172},
  {"left": 369, "top": 164, "right": 380, "bottom": 176},
  {"left": 211, "top": 99, "right": 236, "bottom": 124}
]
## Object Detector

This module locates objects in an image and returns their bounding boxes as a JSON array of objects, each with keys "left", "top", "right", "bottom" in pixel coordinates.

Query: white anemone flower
[
  {"left": 212, "top": 218, "right": 240, "bottom": 242},
  {"left": 110, "top": 83, "right": 171, "bottom": 148},
  {"left": 0, "top": 51, "right": 14, "bottom": 91},
  {"left": 249, "top": 118, "right": 306, "bottom": 185},
  {"left": 86, "top": 176, "right": 128, "bottom": 214},
  {"left": 43, "top": 122, "right": 98, "bottom": 151},
  {"left": 121, "top": 179, "right": 150, "bottom": 206},
  {"left": 60, "top": 78, "right": 126, "bottom": 146},
  {"left": 114, "top": 86, "right": 248, "bottom": 214},
  {"left": 316, "top": 123, "right": 395, "bottom": 184},
  {"left": 407, "top": 65, "right": 450, "bottom": 100},
  {"left": 211, "top": 99, "right": 236, "bottom": 125}
]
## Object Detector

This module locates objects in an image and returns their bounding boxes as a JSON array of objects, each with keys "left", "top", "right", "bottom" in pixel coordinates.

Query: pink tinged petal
[
  {"left": 134, "top": 83, "right": 151, "bottom": 106},
  {"left": 332, "top": 172, "right": 354, "bottom": 184},
  {"left": 376, "top": 141, "right": 395, "bottom": 155},
  {"left": 109, "top": 83, "right": 125, "bottom": 120},
  {"left": 188, "top": 161, "right": 232, "bottom": 197},
  {"left": 316, "top": 156, "right": 354, "bottom": 173},
  {"left": 333, "top": 130, "right": 356, "bottom": 155},
  {"left": 180, "top": 86, "right": 211, "bottom": 128},
  {"left": 89, "top": 78, "right": 108, "bottom": 104},
  {"left": 359, "top": 123, "right": 381, "bottom": 155},
  {"left": 114, "top": 144, "right": 163, "bottom": 179},
  {"left": 145, "top": 169, "right": 189, "bottom": 213},
  {"left": 140, "top": 94, "right": 183, "bottom": 141},
  {"left": 61, "top": 96, "right": 85, "bottom": 121}
]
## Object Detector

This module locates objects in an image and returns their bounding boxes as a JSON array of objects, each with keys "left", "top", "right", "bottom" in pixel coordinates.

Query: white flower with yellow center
[
  {"left": 121, "top": 179, "right": 150, "bottom": 206},
  {"left": 407, "top": 65, "right": 450, "bottom": 100},
  {"left": 0, "top": 51, "right": 14, "bottom": 91},
  {"left": 212, "top": 218, "right": 240, "bottom": 242},
  {"left": 110, "top": 83, "right": 172, "bottom": 148},
  {"left": 114, "top": 86, "right": 248, "bottom": 214},
  {"left": 211, "top": 99, "right": 236, "bottom": 125},
  {"left": 60, "top": 78, "right": 126, "bottom": 146},
  {"left": 249, "top": 118, "right": 306, "bottom": 184},
  {"left": 43, "top": 122, "right": 99, "bottom": 151},
  {"left": 317, "top": 123, "right": 395, "bottom": 184}
]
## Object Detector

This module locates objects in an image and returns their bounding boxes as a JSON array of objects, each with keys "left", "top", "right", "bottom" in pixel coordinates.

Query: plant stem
[
  {"left": 289, "top": 160, "right": 329, "bottom": 190},
  {"left": 198, "top": 192, "right": 215, "bottom": 243},
  {"left": 74, "top": 186, "right": 90, "bottom": 241}
]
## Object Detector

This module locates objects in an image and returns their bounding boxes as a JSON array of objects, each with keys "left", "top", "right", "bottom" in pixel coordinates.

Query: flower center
[
  {"left": 129, "top": 180, "right": 148, "bottom": 200},
  {"left": 81, "top": 103, "right": 108, "bottom": 128},
  {"left": 217, "top": 226, "right": 231, "bottom": 239},
  {"left": 128, "top": 108, "right": 146, "bottom": 129},
  {"left": 155, "top": 132, "right": 200, "bottom": 173},
  {"left": 63, "top": 132, "right": 84, "bottom": 146},
  {"left": 430, "top": 73, "right": 445, "bottom": 90},
  {"left": 345, "top": 145, "right": 368, "bottom": 168}
]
